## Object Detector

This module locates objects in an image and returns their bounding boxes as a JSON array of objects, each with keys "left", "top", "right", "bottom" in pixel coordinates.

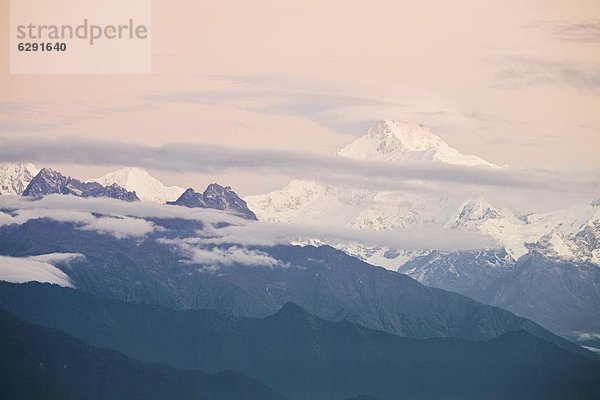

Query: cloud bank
[
  {"left": 0, "top": 195, "right": 247, "bottom": 238},
  {"left": 0, "top": 207, "right": 155, "bottom": 239},
  {"left": 0, "top": 136, "right": 595, "bottom": 198},
  {"left": 0, "top": 193, "right": 498, "bottom": 256},
  {"left": 195, "top": 221, "right": 497, "bottom": 252}
]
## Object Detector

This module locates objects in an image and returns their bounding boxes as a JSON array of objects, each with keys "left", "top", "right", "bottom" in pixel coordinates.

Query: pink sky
[{"left": 1, "top": 0, "right": 599, "bottom": 195}]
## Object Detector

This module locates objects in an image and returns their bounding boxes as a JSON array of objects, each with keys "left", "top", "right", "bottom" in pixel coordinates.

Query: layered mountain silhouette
[
  {"left": 0, "top": 282, "right": 599, "bottom": 400},
  {"left": 0, "top": 307, "right": 284, "bottom": 400},
  {"left": 0, "top": 218, "right": 589, "bottom": 359}
]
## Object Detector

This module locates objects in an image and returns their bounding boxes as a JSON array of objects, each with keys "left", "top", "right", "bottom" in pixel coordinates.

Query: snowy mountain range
[
  {"left": 0, "top": 163, "right": 254, "bottom": 219},
  {"left": 245, "top": 119, "right": 599, "bottom": 268},
  {"left": 244, "top": 119, "right": 600, "bottom": 341},
  {"left": 0, "top": 164, "right": 184, "bottom": 204},
  {"left": 22, "top": 168, "right": 139, "bottom": 202},
  {"left": 1, "top": 120, "right": 598, "bottom": 342},
  {"left": 1, "top": 121, "right": 596, "bottom": 269}
]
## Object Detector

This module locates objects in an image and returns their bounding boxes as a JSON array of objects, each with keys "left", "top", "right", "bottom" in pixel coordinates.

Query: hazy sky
[{"left": 1, "top": 0, "right": 599, "bottom": 195}]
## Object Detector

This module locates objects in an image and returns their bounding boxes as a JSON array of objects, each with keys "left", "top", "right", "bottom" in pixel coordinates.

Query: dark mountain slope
[
  {"left": 400, "top": 249, "right": 600, "bottom": 345},
  {"left": 1, "top": 282, "right": 599, "bottom": 400},
  {"left": 0, "top": 308, "right": 283, "bottom": 400},
  {"left": 491, "top": 251, "right": 600, "bottom": 337},
  {"left": 0, "top": 218, "right": 589, "bottom": 358}
]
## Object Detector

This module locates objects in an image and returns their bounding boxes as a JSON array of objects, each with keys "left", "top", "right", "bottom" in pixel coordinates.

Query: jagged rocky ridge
[
  {"left": 3, "top": 164, "right": 256, "bottom": 220},
  {"left": 168, "top": 184, "right": 257, "bottom": 220},
  {"left": 22, "top": 167, "right": 139, "bottom": 201}
]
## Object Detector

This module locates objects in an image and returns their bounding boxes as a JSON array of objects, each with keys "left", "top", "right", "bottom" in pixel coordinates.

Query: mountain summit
[
  {"left": 168, "top": 184, "right": 257, "bottom": 220},
  {"left": 90, "top": 167, "right": 184, "bottom": 203},
  {"left": 0, "top": 162, "right": 39, "bottom": 195},
  {"left": 337, "top": 120, "right": 496, "bottom": 167},
  {"left": 245, "top": 120, "right": 499, "bottom": 231}
]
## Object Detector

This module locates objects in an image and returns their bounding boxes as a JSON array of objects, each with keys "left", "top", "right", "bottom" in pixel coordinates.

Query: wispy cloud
[
  {"left": 150, "top": 74, "right": 479, "bottom": 135},
  {"left": 159, "top": 238, "right": 280, "bottom": 271},
  {"left": 0, "top": 101, "right": 60, "bottom": 133},
  {"left": 529, "top": 20, "right": 600, "bottom": 42},
  {"left": 573, "top": 331, "right": 600, "bottom": 341},
  {"left": 27, "top": 252, "right": 85, "bottom": 266},
  {"left": 496, "top": 56, "right": 600, "bottom": 92}
]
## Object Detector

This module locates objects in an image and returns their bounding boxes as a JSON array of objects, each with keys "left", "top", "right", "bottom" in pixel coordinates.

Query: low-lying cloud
[
  {"left": 0, "top": 198, "right": 157, "bottom": 239},
  {"left": 0, "top": 254, "right": 80, "bottom": 287},
  {"left": 1, "top": 194, "right": 498, "bottom": 263},
  {"left": 0, "top": 194, "right": 250, "bottom": 226},
  {"left": 160, "top": 238, "right": 280, "bottom": 271},
  {"left": 156, "top": 220, "right": 498, "bottom": 273},
  {"left": 195, "top": 221, "right": 498, "bottom": 251},
  {"left": 27, "top": 252, "right": 85, "bottom": 266}
]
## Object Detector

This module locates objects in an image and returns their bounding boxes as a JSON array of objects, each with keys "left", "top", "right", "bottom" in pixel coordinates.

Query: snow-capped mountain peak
[
  {"left": 337, "top": 119, "right": 497, "bottom": 168},
  {"left": 448, "top": 199, "right": 504, "bottom": 229},
  {"left": 0, "top": 162, "right": 39, "bottom": 195},
  {"left": 90, "top": 167, "right": 184, "bottom": 203},
  {"left": 246, "top": 119, "right": 598, "bottom": 272}
]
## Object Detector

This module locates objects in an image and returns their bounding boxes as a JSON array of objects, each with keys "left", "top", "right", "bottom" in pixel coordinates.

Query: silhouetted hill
[
  {"left": 0, "top": 308, "right": 283, "bottom": 400},
  {"left": 1, "top": 282, "right": 599, "bottom": 400}
]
